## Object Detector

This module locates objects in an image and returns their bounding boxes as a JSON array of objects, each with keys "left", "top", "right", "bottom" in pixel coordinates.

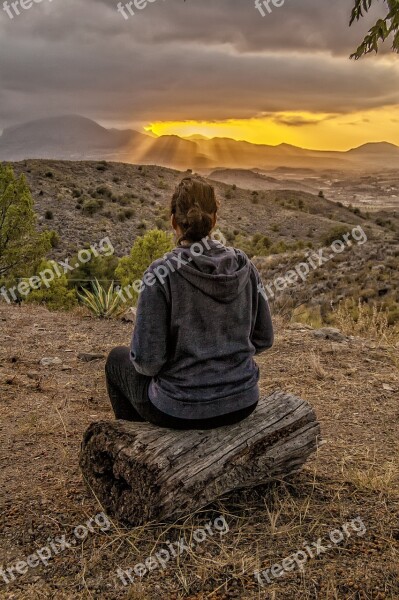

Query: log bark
[{"left": 80, "top": 390, "right": 321, "bottom": 525}]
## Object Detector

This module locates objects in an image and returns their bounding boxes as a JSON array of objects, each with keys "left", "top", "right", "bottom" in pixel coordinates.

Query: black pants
[{"left": 105, "top": 346, "right": 257, "bottom": 430}]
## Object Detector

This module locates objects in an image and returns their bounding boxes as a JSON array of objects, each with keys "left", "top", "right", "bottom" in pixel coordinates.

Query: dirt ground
[{"left": 0, "top": 304, "right": 398, "bottom": 600}]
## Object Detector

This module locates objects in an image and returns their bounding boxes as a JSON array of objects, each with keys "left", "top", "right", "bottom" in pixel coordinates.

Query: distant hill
[
  {"left": 208, "top": 168, "right": 319, "bottom": 194},
  {"left": 348, "top": 142, "right": 399, "bottom": 156},
  {"left": 1, "top": 115, "right": 399, "bottom": 171},
  {"left": 0, "top": 115, "right": 147, "bottom": 162}
]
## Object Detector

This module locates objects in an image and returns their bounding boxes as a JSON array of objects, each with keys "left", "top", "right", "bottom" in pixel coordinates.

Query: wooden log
[{"left": 80, "top": 390, "right": 321, "bottom": 525}]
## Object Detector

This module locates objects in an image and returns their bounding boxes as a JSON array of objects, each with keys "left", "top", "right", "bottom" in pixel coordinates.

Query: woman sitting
[{"left": 106, "top": 176, "right": 273, "bottom": 430}]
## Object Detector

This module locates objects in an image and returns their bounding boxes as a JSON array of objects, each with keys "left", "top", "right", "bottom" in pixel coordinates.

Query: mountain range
[{"left": 1, "top": 115, "right": 398, "bottom": 171}]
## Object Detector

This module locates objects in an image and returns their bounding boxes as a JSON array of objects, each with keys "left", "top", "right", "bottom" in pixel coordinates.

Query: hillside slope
[{"left": 10, "top": 159, "right": 392, "bottom": 258}]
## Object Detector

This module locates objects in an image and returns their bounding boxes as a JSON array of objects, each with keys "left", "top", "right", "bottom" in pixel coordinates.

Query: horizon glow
[{"left": 145, "top": 106, "right": 399, "bottom": 151}]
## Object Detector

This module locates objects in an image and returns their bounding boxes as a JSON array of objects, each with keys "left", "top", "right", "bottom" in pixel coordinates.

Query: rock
[
  {"left": 39, "top": 357, "right": 62, "bottom": 366},
  {"left": 312, "top": 327, "right": 347, "bottom": 342},
  {"left": 288, "top": 322, "right": 314, "bottom": 331},
  {"left": 27, "top": 372, "right": 40, "bottom": 380},
  {"left": 77, "top": 353, "right": 105, "bottom": 362},
  {"left": 121, "top": 307, "right": 137, "bottom": 323},
  {"left": 382, "top": 384, "right": 395, "bottom": 392}
]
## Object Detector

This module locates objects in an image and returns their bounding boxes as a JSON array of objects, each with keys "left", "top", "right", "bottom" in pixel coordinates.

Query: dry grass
[
  {"left": 333, "top": 300, "right": 399, "bottom": 346},
  {"left": 0, "top": 305, "right": 398, "bottom": 599}
]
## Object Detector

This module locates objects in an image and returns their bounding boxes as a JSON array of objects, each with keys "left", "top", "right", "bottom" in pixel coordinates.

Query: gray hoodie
[{"left": 130, "top": 238, "right": 273, "bottom": 419}]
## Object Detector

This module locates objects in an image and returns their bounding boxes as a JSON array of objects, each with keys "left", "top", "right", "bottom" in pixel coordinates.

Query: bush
[
  {"left": 96, "top": 186, "right": 112, "bottom": 198},
  {"left": 115, "top": 230, "right": 174, "bottom": 303},
  {"left": 124, "top": 208, "right": 135, "bottom": 220},
  {"left": 322, "top": 225, "right": 350, "bottom": 247},
  {"left": 68, "top": 254, "right": 118, "bottom": 292},
  {"left": 26, "top": 260, "right": 77, "bottom": 310},
  {"left": 250, "top": 191, "right": 259, "bottom": 205},
  {"left": 82, "top": 199, "right": 102, "bottom": 216},
  {"left": 270, "top": 240, "right": 288, "bottom": 254},
  {"left": 48, "top": 230, "right": 60, "bottom": 248},
  {"left": 117, "top": 196, "right": 131, "bottom": 206},
  {"left": 253, "top": 235, "right": 272, "bottom": 256},
  {"left": 332, "top": 299, "right": 398, "bottom": 343},
  {"left": 224, "top": 230, "right": 235, "bottom": 243},
  {"left": 45, "top": 210, "right": 53, "bottom": 220},
  {"left": 155, "top": 217, "right": 166, "bottom": 230}
]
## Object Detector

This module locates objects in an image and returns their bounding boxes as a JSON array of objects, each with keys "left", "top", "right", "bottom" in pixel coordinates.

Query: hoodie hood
[{"left": 171, "top": 240, "right": 251, "bottom": 304}]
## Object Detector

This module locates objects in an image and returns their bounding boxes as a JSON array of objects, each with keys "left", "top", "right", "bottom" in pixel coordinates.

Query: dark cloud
[
  {"left": 0, "top": 0, "right": 397, "bottom": 129},
  {"left": 271, "top": 114, "right": 335, "bottom": 127}
]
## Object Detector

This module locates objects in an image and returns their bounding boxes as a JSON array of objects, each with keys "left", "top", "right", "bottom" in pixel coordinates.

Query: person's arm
[
  {"left": 251, "top": 267, "right": 274, "bottom": 354},
  {"left": 130, "top": 269, "right": 170, "bottom": 376}
]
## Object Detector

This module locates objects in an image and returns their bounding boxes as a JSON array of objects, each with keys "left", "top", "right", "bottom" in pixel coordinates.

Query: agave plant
[{"left": 78, "top": 279, "right": 123, "bottom": 318}]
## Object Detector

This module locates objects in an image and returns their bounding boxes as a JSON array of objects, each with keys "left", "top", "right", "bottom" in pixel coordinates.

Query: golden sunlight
[{"left": 145, "top": 106, "right": 399, "bottom": 151}]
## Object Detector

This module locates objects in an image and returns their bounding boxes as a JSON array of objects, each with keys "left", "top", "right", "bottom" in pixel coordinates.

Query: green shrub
[
  {"left": 250, "top": 191, "right": 259, "bottom": 205},
  {"left": 68, "top": 254, "right": 118, "bottom": 291},
  {"left": 124, "top": 208, "right": 135, "bottom": 219},
  {"left": 115, "top": 229, "right": 174, "bottom": 303},
  {"left": 270, "top": 241, "right": 288, "bottom": 254},
  {"left": 26, "top": 260, "right": 77, "bottom": 310},
  {"left": 117, "top": 196, "right": 131, "bottom": 206},
  {"left": 48, "top": 230, "right": 60, "bottom": 248},
  {"left": 155, "top": 217, "right": 166, "bottom": 230},
  {"left": 322, "top": 225, "right": 350, "bottom": 247},
  {"left": 45, "top": 210, "right": 53, "bottom": 220},
  {"left": 82, "top": 199, "right": 102, "bottom": 216}
]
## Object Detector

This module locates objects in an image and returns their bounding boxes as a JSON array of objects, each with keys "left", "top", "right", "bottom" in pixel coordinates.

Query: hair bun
[
  {"left": 187, "top": 204, "right": 204, "bottom": 225},
  {"left": 170, "top": 176, "right": 218, "bottom": 245}
]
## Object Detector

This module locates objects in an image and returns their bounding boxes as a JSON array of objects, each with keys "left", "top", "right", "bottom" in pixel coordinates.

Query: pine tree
[{"left": 0, "top": 164, "right": 51, "bottom": 281}]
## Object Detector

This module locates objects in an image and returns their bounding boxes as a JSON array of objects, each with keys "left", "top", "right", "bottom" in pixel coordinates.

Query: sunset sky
[{"left": 1, "top": 0, "right": 398, "bottom": 151}]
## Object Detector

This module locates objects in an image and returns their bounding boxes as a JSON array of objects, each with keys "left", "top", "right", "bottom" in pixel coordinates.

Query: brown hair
[{"left": 171, "top": 176, "right": 218, "bottom": 246}]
